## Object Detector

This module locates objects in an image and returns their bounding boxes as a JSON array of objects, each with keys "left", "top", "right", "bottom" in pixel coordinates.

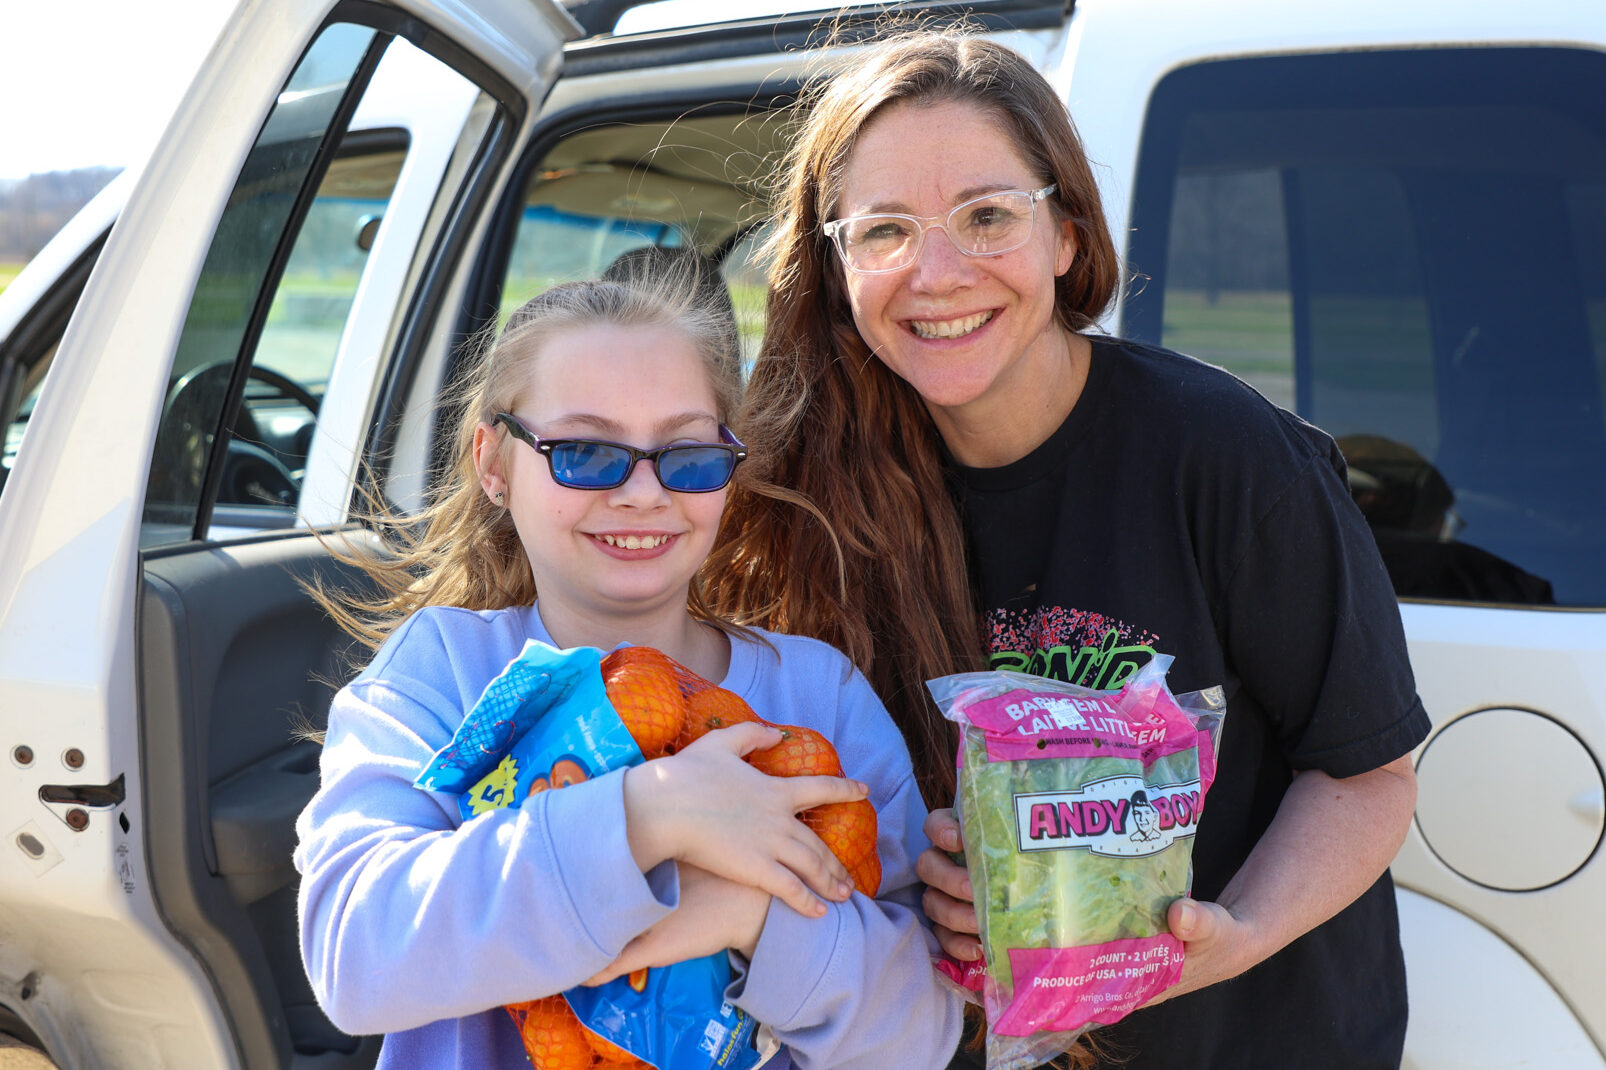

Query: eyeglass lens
[
  {"left": 547, "top": 441, "right": 737, "bottom": 492},
  {"left": 835, "top": 190, "right": 1038, "bottom": 272}
]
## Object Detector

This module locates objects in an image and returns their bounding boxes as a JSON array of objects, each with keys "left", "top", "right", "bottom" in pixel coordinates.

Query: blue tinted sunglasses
[{"left": 495, "top": 412, "right": 748, "bottom": 493}]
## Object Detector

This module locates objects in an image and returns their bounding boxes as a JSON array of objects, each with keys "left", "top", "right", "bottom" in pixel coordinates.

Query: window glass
[
  {"left": 497, "top": 114, "right": 773, "bottom": 356},
  {"left": 1159, "top": 168, "right": 1294, "bottom": 408},
  {"left": 1125, "top": 48, "right": 1606, "bottom": 607},
  {"left": 216, "top": 147, "right": 404, "bottom": 513},
  {"left": 720, "top": 224, "right": 771, "bottom": 369},
  {"left": 502, "top": 205, "right": 684, "bottom": 317},
  {"left": 141, "top": 26, "right": 495, "bottom": 546},
  {"left": 142, "top": 23, "right": 379, "bottom": 541}
]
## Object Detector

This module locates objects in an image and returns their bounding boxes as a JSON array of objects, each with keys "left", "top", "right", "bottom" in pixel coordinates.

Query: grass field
[{"left": 0, "top": 261, "right": 24, "bottom": 298}]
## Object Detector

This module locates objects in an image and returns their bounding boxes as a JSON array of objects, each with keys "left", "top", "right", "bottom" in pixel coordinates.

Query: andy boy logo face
[{"left": 1015, "top": 775, "right": 1203, "bottom": 858}]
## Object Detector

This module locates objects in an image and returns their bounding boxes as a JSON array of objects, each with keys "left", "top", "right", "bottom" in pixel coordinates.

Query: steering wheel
[{"left": 151, "top": 362, "right": 321, "bottom": 511}]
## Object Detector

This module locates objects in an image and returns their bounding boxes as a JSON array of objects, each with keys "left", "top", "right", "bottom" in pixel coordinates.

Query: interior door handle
[{"left": 39, "top": 773, "right": 127, "bottom": 809}]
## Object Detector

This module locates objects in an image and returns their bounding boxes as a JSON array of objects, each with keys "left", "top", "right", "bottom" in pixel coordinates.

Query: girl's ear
[{"left": 472, "top": 421, "right": 505, "bottom": 503}]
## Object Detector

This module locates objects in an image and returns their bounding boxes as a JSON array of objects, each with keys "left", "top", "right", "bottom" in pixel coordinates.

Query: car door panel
[{"left": 140, "top": 534, "right": 377, "bottom": 1067}]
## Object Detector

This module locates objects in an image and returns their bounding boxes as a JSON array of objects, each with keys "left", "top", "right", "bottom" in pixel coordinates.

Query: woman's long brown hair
[{"left": 707, "top": 31, "right": 1120, "bottom": 815}]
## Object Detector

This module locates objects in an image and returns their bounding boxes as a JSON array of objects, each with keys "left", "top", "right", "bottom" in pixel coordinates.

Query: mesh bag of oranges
[{"left": 415, "top": 640, "right": 880, "bottom": 1070}]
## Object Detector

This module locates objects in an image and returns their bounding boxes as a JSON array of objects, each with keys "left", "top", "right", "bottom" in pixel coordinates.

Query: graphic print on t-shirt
[{"left": 986, "top": 605, "right": 1160, "bottom": 691}]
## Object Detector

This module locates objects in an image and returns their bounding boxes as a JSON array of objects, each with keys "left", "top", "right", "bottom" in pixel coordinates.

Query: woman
[{"left": 709, "top": 31, "right": 1429, "bottom": 1069}]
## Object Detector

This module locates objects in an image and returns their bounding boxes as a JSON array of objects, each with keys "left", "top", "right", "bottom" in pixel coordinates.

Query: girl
[{"left": 293, "top": 265, "right": 964, "bottom": 1068}]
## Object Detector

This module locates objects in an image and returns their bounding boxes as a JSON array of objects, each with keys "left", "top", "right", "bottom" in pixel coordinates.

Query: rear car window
[
  {"left": 497, "top": 113, "right": 776, "bottom": 367},
  {"left": 1124, "top": 47, "right": 1606, "bottom": 607}
]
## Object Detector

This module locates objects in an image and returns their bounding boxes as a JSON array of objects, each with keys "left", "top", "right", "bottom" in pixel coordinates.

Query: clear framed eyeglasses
[{"left": 822, "top": 184, "right": 1057, "bottom": 274}]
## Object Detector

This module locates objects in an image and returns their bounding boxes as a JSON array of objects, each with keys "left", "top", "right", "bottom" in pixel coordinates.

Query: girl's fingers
[
  {"left": 693, "top": 721, "right": 784, "bottom": 756},
  {"left": 688, "top": 818, "right": 850, "bottom": 909},
  {"left": 779, "top": 825, "right": 854, "bottom": 898},
  {"left": 784, "top": 773, "right": 871, "bottom": 811},
  {"left": 757, "top": 861, "right": 828, "bottom": 918}
]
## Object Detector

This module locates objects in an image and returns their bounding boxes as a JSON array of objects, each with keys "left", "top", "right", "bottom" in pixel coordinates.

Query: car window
[
  {"left": 1123, "top": 47, "right": 1606, "bottom": 607},
  {"left": 721, "top": 224, "right": 770, "bottom": 368},
  {"left": 140, "top": 24, "right": 498, "bottom": 546},
  {"left": 497, "top": 113, "right": 774, "bottom": 365}
]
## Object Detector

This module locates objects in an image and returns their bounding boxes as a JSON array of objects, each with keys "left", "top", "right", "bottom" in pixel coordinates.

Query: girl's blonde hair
[{"left": 317, "top": 257, "right": 746, "bottom": 651}]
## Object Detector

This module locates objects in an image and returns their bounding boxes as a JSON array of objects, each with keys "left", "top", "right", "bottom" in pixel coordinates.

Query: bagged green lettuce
[{"left": 929, "top": 656, "right": 1224, "bottom": 1070}]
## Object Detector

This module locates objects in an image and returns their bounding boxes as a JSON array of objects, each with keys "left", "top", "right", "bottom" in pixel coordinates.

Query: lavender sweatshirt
[{"left": 294, "top": 603, "right": 963, "bottom": 1068}]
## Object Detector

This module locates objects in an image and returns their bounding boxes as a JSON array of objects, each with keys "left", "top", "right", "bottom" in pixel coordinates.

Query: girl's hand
[
  {"left": 581, "top": 865, "right": 771, "bottom": 986},
  {"left": 914, "top": 808, "right": 983, "bottom": 961},
  {"left": 622, "top": 722, "right": 867, "bottom": 919}
]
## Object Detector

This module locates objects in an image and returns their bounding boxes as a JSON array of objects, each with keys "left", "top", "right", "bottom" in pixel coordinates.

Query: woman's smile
[{"left": 906, "top": 309, "right": 996, "bottom": 340}]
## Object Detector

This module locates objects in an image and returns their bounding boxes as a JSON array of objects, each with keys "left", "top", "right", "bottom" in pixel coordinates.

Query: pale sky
[
  {"left": 0, "top": 0, "right": 839, "bottom": 182},
  {"left": 0, "top": 0, "right": 235, "bottom": 180}
]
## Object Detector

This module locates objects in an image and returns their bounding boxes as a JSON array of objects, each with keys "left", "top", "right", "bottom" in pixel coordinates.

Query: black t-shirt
[{"left": 948, "top": 336, "right": 1431, "bottom": 1070}]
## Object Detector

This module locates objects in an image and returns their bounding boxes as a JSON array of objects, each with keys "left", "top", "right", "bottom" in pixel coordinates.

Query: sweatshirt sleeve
[
  {"left": 722, "top": 652, "right": 964, "bottom": 1068},
  {"left": 293, "top": 620, "right": 677, "bottom": 1036}
]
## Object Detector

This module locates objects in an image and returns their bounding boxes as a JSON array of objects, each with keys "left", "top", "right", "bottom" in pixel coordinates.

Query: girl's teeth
[
  {"left": 911, "top": 310, "right": 993, "bottom": 339},
  {"left": 601, "top": 534, "right": 668, "bottom": 549}
]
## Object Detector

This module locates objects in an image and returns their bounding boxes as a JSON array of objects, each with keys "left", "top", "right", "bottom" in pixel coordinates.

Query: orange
[
  {"left": 847, "top": 850, "right": 883, "bottom": 899},
  {"left": 803, "top": 798, "right": 881, "bottom": 895},
  {"left": 583, "top": 1023, "right": 639, "bottom": 1063},
  {"left": 602, "top": 647, "right": 688, "bottom": 759},
  {"left": 678, "top": 685, "right": 762, "bottom": 748},
  {"left": 507, "top": 996, "right": 594, "bottom": 1070},
  {"left": 802, "top": 798, "right": 877, "bottom": 863},
  {"left": 746, "top": 724, "right": 844, "bottom": 779}
]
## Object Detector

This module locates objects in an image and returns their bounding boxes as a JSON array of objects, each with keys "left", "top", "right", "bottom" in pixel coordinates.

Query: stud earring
[{"left": 494, "top": 491, "right": 505, "bottom": 507}]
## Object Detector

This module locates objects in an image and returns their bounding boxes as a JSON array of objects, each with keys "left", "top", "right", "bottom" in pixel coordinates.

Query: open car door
[{"left": 0, "top": 1, "right": 575, "bottom": 1066}]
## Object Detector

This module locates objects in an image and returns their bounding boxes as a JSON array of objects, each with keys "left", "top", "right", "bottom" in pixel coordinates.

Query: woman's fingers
[
  {"left": 923, "top": 807, "right": 963, "bottom": 853},
  {"left": 934, "top": 922, "right": 985, "bottom": 962},
  {"left": 922, "top": 882, "right": 980, "bottom": 937},
  {"left": 761, "top": 860, "right": 831, "bottom": 918},
  {"left": 915, "top": 844, "right": 972, "bottom": 901}
]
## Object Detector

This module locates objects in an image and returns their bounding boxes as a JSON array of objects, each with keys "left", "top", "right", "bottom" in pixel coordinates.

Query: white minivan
[{"left": 0, "top": 1, "right": 1601, "bottom": 1067}]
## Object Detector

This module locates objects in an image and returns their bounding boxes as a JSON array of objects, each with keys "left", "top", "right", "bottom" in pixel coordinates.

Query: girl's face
[
  {"left": 477, "top": 322, "right": 728, "bottom": 633},
  {"left": 834, "top": 98, "right": 1077, "bottom": 432}
]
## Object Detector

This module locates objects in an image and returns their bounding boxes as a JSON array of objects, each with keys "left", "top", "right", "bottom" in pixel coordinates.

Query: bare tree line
[{"left": 0, "top": 167, "right": 121, "bottom": 262}]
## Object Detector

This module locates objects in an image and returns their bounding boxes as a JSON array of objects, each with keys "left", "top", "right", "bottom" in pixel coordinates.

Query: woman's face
[
  {"left": 834, "top": 98, "right": 1077, "bottom": 431},
  {"left": 477, "top": 322, "right": 728, "bottom": 633}
]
